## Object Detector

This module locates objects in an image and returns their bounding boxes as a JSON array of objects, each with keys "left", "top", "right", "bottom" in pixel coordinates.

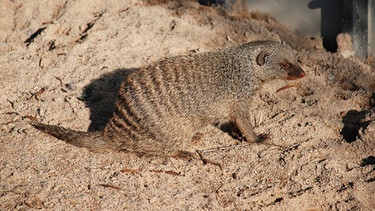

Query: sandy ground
[{"left": 1, "top": 0, "right": 374, "bottom": 210}]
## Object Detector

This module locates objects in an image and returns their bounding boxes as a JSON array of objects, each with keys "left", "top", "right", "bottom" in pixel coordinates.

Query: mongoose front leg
[
  {"left": 232, "top": 115, "right": 258, "bottom": 142},
  {"left": 231, "top": 104, "right": 265, "bottom": 142}
]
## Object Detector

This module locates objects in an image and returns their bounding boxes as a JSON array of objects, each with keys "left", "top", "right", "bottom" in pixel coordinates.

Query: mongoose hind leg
[{"left": 160, "top": 116, "right": 208, "bottom": 158}]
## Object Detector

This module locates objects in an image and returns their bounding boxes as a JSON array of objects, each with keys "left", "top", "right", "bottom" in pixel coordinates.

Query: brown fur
[{"left": 32, "top": 40, "right": 306, "bottom": 157}]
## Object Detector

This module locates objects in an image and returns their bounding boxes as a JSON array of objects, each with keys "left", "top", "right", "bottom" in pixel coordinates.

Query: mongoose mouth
[
  {"left": 276, "top": 64, "right": 305, "bottom": 92},
  {"left": 283, "top": 64, "right": 306, "bottom": 80}
]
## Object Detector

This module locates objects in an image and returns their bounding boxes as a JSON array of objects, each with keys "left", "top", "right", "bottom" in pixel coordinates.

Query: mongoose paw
[
  {"left": 195, "top": 150, "right": 222, "bottom": 169},
  {"left": 171, "top": 150, "right": 197, "bottom": 161},
  {"left": 256, "top": 133, "right": 271, "bottom": 143},
  {"left": 171, "top": 150, "right": 222, "bottom": 169}
]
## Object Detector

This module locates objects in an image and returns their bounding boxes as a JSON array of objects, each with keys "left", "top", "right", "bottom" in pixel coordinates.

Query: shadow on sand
[{"left": 81, "top": 68, "right": 137, "bottom": 131}]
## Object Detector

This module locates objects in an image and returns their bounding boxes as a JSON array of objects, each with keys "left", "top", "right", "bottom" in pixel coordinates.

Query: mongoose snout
[
  {"left": 274, "top": 60, "right": 305, "bottom": 93},
  {"left": 32, "top": 40, "right": 306, "bottom": 158},
  {"left": 283, "top": 62, "right": 306, "bottom": 80}
]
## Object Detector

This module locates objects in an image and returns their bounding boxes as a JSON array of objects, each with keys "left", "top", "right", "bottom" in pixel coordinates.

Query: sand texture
[{"left": 1, "top": 1, "right": 374, "bottom": 210}]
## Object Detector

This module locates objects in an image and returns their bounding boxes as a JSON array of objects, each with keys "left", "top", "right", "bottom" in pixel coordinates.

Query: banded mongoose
[{"left": 32, "top": 40, "right": 306, "bottom": 157}]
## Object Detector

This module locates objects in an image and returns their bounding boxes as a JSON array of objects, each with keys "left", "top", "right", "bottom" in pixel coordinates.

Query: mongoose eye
[{"left": 280, "top": 62, "right": 291, "bottom": 69}]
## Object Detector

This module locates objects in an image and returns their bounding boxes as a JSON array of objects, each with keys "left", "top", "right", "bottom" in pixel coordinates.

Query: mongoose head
[{"left": 253, "top": 41, "right": 306, "bottom": 82}]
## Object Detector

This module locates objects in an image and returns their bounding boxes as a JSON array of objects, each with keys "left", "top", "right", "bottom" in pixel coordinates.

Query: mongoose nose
[
  {"left": 287, "top": 65, "right": 306, "bottom": 80},
  {"left": 299, "top": 70, "right": 306, "bottom": 78}
]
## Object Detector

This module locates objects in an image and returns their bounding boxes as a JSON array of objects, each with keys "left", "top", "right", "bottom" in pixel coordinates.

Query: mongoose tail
[{"left": 31, "top": 123, "right": 116, "bottom": 153}]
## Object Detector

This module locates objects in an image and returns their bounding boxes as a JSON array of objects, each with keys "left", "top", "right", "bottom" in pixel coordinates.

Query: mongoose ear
[{"left": 256, "top": 50, "right": 268, "bottom": 66}]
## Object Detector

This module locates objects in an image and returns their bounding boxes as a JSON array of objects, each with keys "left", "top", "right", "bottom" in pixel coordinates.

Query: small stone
[{"left": 65, "top": 83, "right": 77, "bottom": 91}]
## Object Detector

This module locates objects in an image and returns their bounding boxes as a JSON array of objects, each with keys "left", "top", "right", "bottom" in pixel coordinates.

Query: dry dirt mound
[{"left": 1, "top": 0, "right": 374, "bottom": 210}]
